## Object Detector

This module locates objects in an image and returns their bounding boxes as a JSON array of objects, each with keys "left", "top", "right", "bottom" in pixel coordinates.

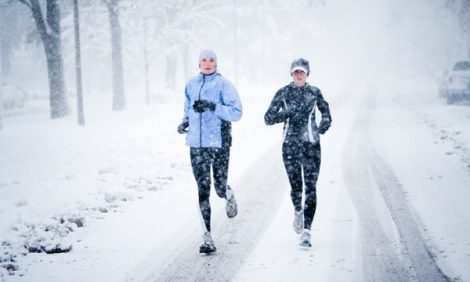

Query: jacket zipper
[{"left": 198, "top": 75, "right": 206, "bottom": 147}]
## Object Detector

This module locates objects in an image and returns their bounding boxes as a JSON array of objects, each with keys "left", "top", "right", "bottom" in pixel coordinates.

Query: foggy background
[
  {"left": 0, "top": 0, "right": 467, "bottom": 120},
  {"left": 2, "top": 1, "right": 470, "bottom": 280}
]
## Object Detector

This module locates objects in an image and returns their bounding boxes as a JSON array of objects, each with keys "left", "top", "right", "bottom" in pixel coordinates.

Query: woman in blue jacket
[
  {"left": 264, "top": 58, "right": 331, "bottom": 247},
  {"left": 177, "top": 49, "right": 242, "bottom": 254}
]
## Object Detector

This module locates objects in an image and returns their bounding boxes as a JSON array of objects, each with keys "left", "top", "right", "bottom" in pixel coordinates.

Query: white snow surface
[{"left": 1, "top": 79, "right": 470, "bottom": 281}]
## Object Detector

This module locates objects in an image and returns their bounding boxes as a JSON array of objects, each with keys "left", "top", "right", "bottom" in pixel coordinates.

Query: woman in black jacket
[{"left": 264, "top": 58, "right": 332, "bottom": 247}]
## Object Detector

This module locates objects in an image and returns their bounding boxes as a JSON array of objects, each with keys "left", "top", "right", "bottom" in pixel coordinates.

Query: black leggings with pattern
[
  {"left": 190, "top": 147, "right": 230, "bottom": 232},
  {"left": 282, "top": 141, "right": 321, "bottom": 230}
]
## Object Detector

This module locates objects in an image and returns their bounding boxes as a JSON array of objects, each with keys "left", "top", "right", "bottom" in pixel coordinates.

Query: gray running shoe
[
  {"left": 226, "top": 185, "right": 238, "bottom": 218},
  {"left": 293, "top": 209, "right": 304, "bottom": 234},
  {"left": 199, "top": 231, "right": 216, "bottom": 254},
  {"left": 299, "top": 229, "right": 312, "bottom": 247}
]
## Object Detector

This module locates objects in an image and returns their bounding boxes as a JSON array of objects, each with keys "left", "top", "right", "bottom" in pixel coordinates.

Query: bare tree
[
  {"left": 459, "top": 0, "right": 470, "bottom": 56},
  {"left": 17, "top": 0, "right": 69, "bottom": 118},
  {"left": 121, "top": 0, "right": 223, "bottom": 104},
  {"left": 142, "top": 16, "right": 150, "bottom": 105},
  {"left": 126, "top": 0, "right": 158, "bottom": 105},
  {"left": 164, "top": 3, "right": 178, "bottom": 95},
  {"left": 0, "top": 1, "right": 4, "bottom": 130},
  {"left": 74, "top": 0, "right": 85, "bottom": 125},
  {"left": 233, "top": 0, "right": 238, "bottom": 85},
  {"left": 104, "top": 0, "right": 125, "bottom": 111},
  {"left": 1, "top": 0, "right": 22, "bottom": 78}
]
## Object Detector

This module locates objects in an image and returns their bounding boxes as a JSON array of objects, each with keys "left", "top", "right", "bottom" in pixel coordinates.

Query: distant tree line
[
  {"left": 0, "top": 0, "right": 228, "bottom": 122},
  {"left": 445, "top": 0, "right": 470, "bottom": 56}
]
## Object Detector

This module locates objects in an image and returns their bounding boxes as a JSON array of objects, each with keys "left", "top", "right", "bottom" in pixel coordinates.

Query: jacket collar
[
  {"left": 289, "top": 82, "right": 309, "bottom": 90},
  {"left": 198, "top": 71, "right": 220, "bottom": 82}
]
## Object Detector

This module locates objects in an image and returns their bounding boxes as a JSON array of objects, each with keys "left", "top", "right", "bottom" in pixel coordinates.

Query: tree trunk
[
  {"left": 182, "top": 42, "right": 190, "bottom": 83},
  {"left": 233, "top": 0, "right": 238, "bottom": 85},
  {"left": 460, "top": 0, "right": 470, "bottom": 57},
  {"left": 74, "top": 0, "right": 85, "bottom": 125},
  {"left": 164, "top": 3, "right": 177, "bottom": 97},
  {"left": 143, "top": 18, "right": 150, "bottom": 105},
  {"left": 0, "top": 2, "right": 11, "bottom": 77},
  {"left": 0, "top": 7, "right": 3, "bottom": 131},
  {"left": 107, "top": 0, "right": 125, "bottom": 111},
  {"left": 166, "top": 55, "right": 176, "bottom": 95},
  {"left": 26, "top": 0, "right": 68, "bottom": 119}
]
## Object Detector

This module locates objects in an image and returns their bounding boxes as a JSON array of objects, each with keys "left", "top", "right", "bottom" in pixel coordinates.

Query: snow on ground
[
  {"left": 232, "top": 82, "right": 363, "bottom": 282},
  {"left": 1, "top": 78, "right": 470, "bottom": 281},
  {"left": 370, "top": 78, "right": 470, "bottom": 281},
  {"left": 0, "top": 95, "right": 194, "bottom": 280}
]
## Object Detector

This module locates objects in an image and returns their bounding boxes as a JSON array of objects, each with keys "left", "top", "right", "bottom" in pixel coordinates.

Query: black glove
[
  {"left": 177, "top": 120, "right": 189, "bottom": 134},
  {"left": 318, "top": 118, "right": 331, "bottom": 134},
  {"left": 193, "top": 100, "right": 216, "bottom": 113}
]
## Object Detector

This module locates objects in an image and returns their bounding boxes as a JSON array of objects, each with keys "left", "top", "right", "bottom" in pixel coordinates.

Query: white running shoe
[
  {"left": 299, "top": 229, "right": 312, "bottom": 247},
  {"left": 226, "top": 185, "right": 238, "bottom": 218},
  {"left": 293, "top": 209, "right": 304, "bottom": 234},
  {"left": 199, "top": 231, "right": 216, "bottom": 254}
]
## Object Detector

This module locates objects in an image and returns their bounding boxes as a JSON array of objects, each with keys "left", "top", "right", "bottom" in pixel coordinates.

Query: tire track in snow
[
  {"left": 367, "top": 138, "right": 451, "bottom": 282},
  {"left": 344, "top": 124, "right": 412, "bottom": 281},
  {"left": 135, "top": 144, "right": 288, "bottom": 281},
  {"left": 343, "top": 91, "right": 451, "bottom": 281}
]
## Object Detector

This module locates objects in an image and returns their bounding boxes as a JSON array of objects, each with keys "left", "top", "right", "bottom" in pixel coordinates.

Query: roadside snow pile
[
  {"left": 0, "top": 103, "right": 183, "bottom": 279},
  {"left": 0, "top": 251, "right": 17, "bottom": 278},
  {"left": 0, "top": 176, "right": 173, "bottom": 278},
  {"left": 0, "top": 213, "right": 84, "bottom": 276}
]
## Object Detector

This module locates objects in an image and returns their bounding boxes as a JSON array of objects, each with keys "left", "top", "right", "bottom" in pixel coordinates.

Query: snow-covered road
[
  {"left": 1, "top": 79, "right": 470, "bottom": 281},
  {"left": 131, "top": 144, "right": 287, "bottom": 281},
  {"left": 344, "top": 87, "right": 450, "bottom": 282}
]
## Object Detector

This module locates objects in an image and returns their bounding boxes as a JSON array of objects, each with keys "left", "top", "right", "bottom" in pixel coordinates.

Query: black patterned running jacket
[{"left": 264, "top": 82, "right": 331, "bottom": 144}]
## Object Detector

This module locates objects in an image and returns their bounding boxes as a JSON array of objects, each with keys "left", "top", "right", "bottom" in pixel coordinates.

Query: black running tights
[
  {"left": 190, "top": 147, "right": 230, "bottom": 232},
  {"left": 282, "top": 141, "right": 321, "bottom": 230}
]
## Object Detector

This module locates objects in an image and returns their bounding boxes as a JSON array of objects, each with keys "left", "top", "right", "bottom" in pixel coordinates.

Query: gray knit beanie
[{"left": 199, "top": 49, "right": 217, "bottom": 63}]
